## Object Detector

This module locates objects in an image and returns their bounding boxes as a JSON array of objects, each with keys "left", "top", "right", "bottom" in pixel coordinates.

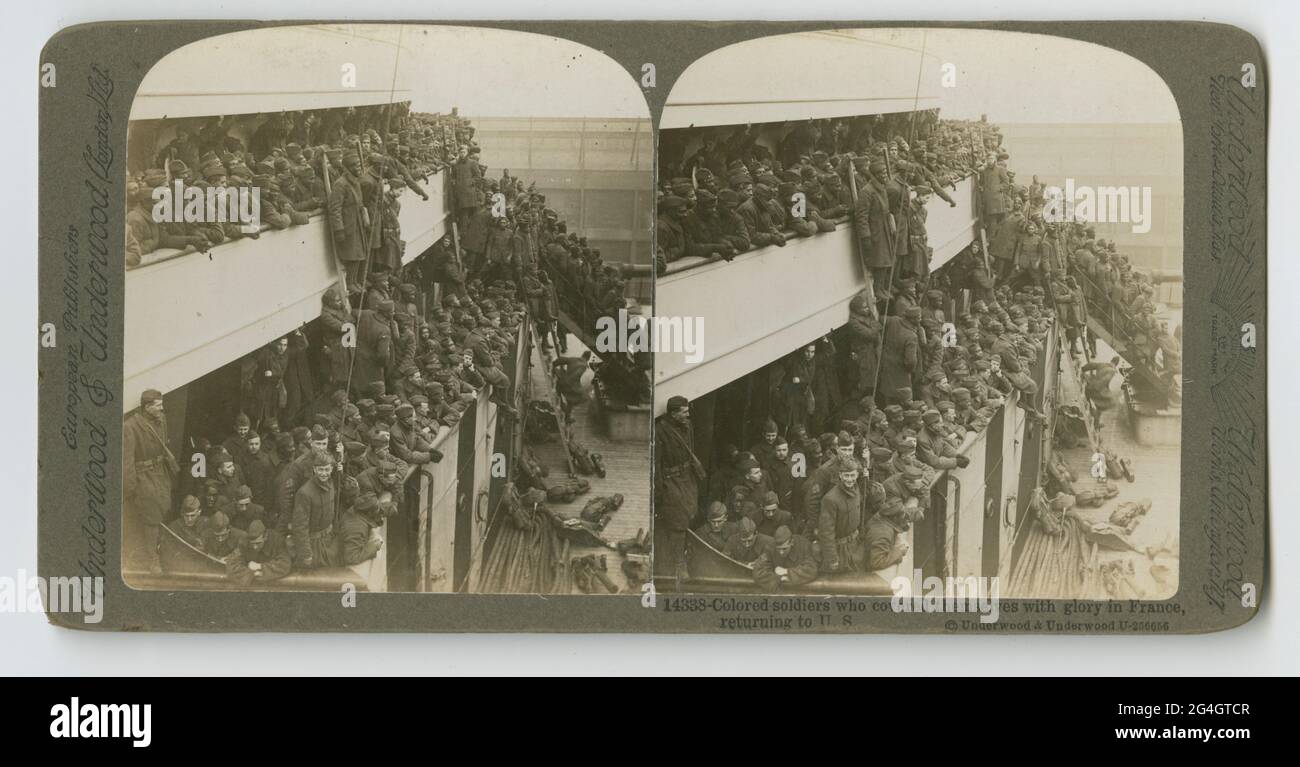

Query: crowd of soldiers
[
  {"left": 125, "top": 103, "right": 459, "bottom": 268},
  {"left": 654, "top": 111, "right": 988, "bottom": 282},
  {"left": 123, "top": 109, "right": 646, "bottom": 583},
  {"left": 123, "top": 269, "right": 529, "bottom": 582},
  {"left": 655, "top": 111, "right": 1179, "bottom": 588}
]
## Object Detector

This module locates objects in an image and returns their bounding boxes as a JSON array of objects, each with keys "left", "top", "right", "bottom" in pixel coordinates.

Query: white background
[{"left": 3, "top": 0, "right": 1292, "bottom": 676}]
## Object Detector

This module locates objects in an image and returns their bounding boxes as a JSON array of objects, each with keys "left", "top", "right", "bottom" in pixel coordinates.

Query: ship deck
[
  {"left": 527, "top": 332, "right": 651, "bottom": 595},
  {"left": 1054, "top": 340, "right": 1181, "bottom": 599}
]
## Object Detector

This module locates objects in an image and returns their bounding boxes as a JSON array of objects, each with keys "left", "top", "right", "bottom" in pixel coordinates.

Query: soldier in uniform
[
  {"left": 655, "top": 395, "right": 704, "bottom": 580},
  {"left": 723, "top": 517, "right": 772, "bottom": 567},
  {"left": 166, "top": 495, "right": 207, "bottom": 552},
  {"left": 880, "top": 306, "right": 922, "bottom": 407},
  {"left": 865, "top": 496, "right": 912, "bottom": 572},
  {"left": 694, "top": 501, "right": 737, "bottom": 552},
  {"left": 291, "top": 450, "right": 339, "bottom": 569},
  {"left": 749, "top": 491, "right": 794, "bottom": 539},
  {"left": 200, "top": 511, "right": 247, "bottom": 566},
  {"left": 339, "top": 492, "right": 386, "bottom": 566},
  {"left": 124, "top": 389, "right": 179, "bottom": 573},
  {"left": 249, "top": 337, "right": 289, "bottom": 428},
  {"left": 817, "top": 456, "right": 867, "bottom": 573},
  {"left": 328, "top": 153, "right": 368, "bottom": 284},
  {"left": 227, "top": 519, "right": 293, "bottom": 587},
  {"left": 752, "top": 525, "right": 820, "bottom": 591}
]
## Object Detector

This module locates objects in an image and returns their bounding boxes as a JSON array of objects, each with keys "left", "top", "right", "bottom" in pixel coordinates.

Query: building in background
[
  {"left": 1001, "top": 122, "right": 1184, "bottom": 306},
  {"left": 473, "top": 116, "right": 653, "bottom": 300}
]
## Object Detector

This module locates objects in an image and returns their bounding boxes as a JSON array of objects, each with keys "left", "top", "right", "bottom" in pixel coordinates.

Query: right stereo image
[{"left": 652, "top": 28, "right": 1184, "bottom": 600}]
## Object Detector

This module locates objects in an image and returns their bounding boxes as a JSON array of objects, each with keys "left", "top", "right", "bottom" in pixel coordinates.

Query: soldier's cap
[
  {"left": 763, "top": 491, "right": 780, "bottom": 508},
  {"left": 880, "top": 496, "right": 905, "bottom": 515},
  {"left": 356, "top": 398, "right": 376, "bottom": 414},
  {"left": 309, "top": 424, "right": 329, "bottom": 442},
  {"left": 140, "top": 389, "right": 164, "bottom": 406},
  {"left": 202, "top": 162, "right": 226, "bottom": 180},
  {"left": 716, "top": 189, "right": 741, "bottom": 207},
  {"left": 903, "top": 464, "right": 926, "bottom": 480},
  {"left": 707, "top": 502, "right": 728, "bottom": 521},
  {"left": 355, "top": 492, "right": 380, "bottom": 514},
  {"left": 937, "top": 400, "right": 956, "bottom": 411},
  {"left": 210, "top": 511, "right": 231, "bottom": 532},
  {"left": 696, "top": 189, "right": 717, "bottom": 205},
  {"left": 375, "top": 404, "right": 396, "bottom": 417},
  {"left": 884, "top": 404, "right": 904, "bottom": 419},
  {"left": 396, "top": 403, "right": 415, "bottom": 417},
  {"left": 737, "top": 456, "right": 761, "bottom": 472},
  {"left": 737, "top": 516, "right": 757, "bottom": 535},
  {"left": 836, "top": 431, "right": 855, "bottom": 447},
  {"left": 895, "top": 433, "right": 918, "bottom": 450},
  {"left": 409, "top": 394, "right": 428, "bottom": 406},
  {"left": 831, "top": 455, "right": 860, "bottom": 475},
  {"left": 923, "top": 409, "right": 942, "bottom": 423},
  {"left": 973, "top": 359, "right": 991, "bottom": 371},
  {"left": 426, "top": 382, "right": 446, "bottom": 396},
  {"left": 903, "top": 408, "right": 922, "bottom": 420},
  {"left": 903, "top": 305, "right": 923, "bottom": 320},
  {"left": 235, "top": 484, "right": 252, "bottom": 501},
  {"left": 869, "top": 447, "right": 894, "bottom": 464},
  {"left": 666, "top": 395, "right": 689, "bottom": 413},
  {"left": 182, "top": 495, "right": 201, "bottom": 512},
  {"left": 344, "top": 441, "right": 367, "bottom": 458},
  {"left": 926, "top": 369, "right": 946, "bottom": 383},
  {"left": 777, "top": 181, "right": 798, "bottom": 197},
  {"left": 211, "top": 447, "right": 234, "bottom": 465},
  {"left": 660, "top": 195, "right": 688, "bottom": 212},
  {"left": 756, "top": 173, "right": 780, "bottom": 187},
  {"left": 728, "top": 171, "right": 753, "bottom": 186},
  {"left": 275, "top": 432, "right": 295, "bottom": 451}
]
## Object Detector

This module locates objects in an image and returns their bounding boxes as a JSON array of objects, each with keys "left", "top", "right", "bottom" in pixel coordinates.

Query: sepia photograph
[
  {"left": 120, "top": 23, "right": 654, "bottom": 594},
  {"left": 653, "top": 28, "right": 1184, "bottom": 601}
]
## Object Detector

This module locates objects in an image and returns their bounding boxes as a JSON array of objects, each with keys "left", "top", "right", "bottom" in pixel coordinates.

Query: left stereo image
[{"left": 121, "top": 24, "right": 654, "bottom": 594}]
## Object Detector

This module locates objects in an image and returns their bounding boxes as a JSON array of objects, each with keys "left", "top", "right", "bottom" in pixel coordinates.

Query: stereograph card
[{"left": 36, "top": 21, "right": 1266, "bottom": 633}]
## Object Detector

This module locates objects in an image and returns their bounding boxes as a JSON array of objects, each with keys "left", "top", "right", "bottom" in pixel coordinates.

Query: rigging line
[
  {"left": 906, "top": 30, "right": 928, "bottom": 144},
  {"left": 344, "top": 25, "right": 407, "bottom": 398}
]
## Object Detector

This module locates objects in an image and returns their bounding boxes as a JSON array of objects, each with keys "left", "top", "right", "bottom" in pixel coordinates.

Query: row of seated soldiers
[
  {"left": 159, "top": 276, "right": 532, "bottom": 583},
  {"left": 654, "top": 115, "right": 1005, "bottom": 279},
  {"left": 688, "top": 283, "right": 1057, "bottom": 589},
  {"left": 126, "top": 105, "right": 464, "bottom": 266}
]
